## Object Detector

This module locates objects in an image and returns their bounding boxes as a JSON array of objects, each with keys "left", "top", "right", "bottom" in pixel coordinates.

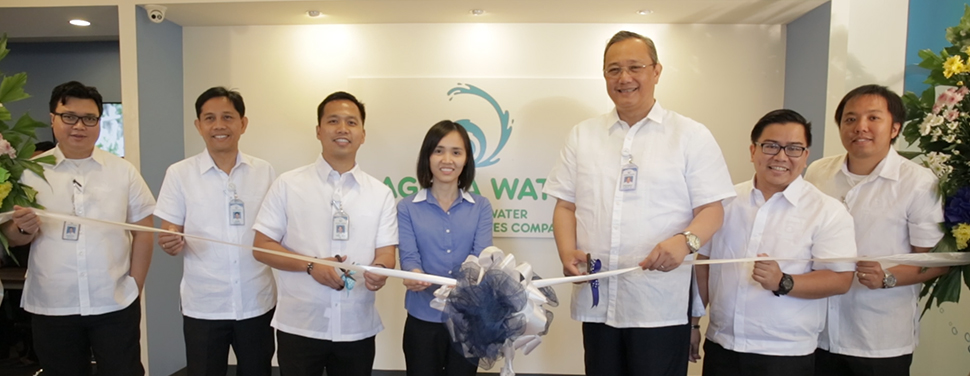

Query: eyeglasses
[
  {"left": 52, "top": 112, "right": 100, "bottom": 127},
  {"left": 604, "top": 63, "right": 656, "bottom": 77},
  {"left": 756, "top": 142, "right": 807, "bottom": 158}
]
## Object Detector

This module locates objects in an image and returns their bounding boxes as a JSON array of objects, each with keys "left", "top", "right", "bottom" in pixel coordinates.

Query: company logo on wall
[{"left": 447, "top": 83, "right": 513, "bottom": 168}]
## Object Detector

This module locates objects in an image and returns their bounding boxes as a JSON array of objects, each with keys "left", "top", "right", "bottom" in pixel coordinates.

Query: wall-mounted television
[{"left": 97, "top": 102, "right": 124, "bottom": 157}]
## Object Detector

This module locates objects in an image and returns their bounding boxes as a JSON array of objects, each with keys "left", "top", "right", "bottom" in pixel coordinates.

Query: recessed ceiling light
[
  {"left": 306, "top": 10, "right": 323, "bottom": 18},
  {"left": 470, "top": 9, "right": 485, "bottom": 16},
  {"left": 636, "top": 9, "right": 654, "bottom": 15},
  {"left": 69, "top": 19, "right": 91, "bottom": 26}
]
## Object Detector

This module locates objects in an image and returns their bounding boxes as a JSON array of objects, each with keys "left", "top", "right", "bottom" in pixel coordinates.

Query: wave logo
[{"left": 447, "top": 83, "right": 513, "bottom": 168}]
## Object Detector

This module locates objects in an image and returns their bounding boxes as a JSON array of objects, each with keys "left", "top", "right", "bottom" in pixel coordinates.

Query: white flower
[
  {"left": 921, "top": 114, "right": 946, "bottom": 136},
  {"left": 948, "top": 121, "right": 960, "bottom": 131},
  {"left": 925, "top": 152, "right": 953, "bottom": 178},
  {"left": 945, "top": 133, "right": 957, "bottom": 143}
]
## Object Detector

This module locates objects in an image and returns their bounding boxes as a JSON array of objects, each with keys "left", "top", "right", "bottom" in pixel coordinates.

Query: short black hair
[
  {"left": 416, "top": 120, "right": 476, "bottom": 191},
  {"left": 195, "top": 86, "right": 245, "bottom": 118},
  {"left": 317, "top": 91, "right": 366, "bottom": 125},
  {"left": 751, "top": 109, "right": 813, "bottom": 147},
  {"left": 49, "top": 81, "right": 103, "bottom": 117},
  {"left": 835, "top": 84, "right": 905, "bottom": 142}
]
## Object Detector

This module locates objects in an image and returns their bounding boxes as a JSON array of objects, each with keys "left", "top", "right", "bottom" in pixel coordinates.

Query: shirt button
[
  {"left": 448, "top": 271, "right": 453, "bottom": 275},
  {"left": 446, "top": 229, "right": 450, "bottom": 233},
  {"left": 447, "top": 249, "right": 452, "bottom": 253}
]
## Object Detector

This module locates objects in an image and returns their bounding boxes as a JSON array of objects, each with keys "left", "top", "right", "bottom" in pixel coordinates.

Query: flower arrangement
[
  {"left": 902, "top": 5, "right": 970, "bottom": 313},
  {"left": 0, "top": 33, "right": 57, "bottom": 262}
]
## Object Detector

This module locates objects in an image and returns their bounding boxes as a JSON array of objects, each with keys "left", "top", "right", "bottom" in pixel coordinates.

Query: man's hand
[
  {"left": 310, "top": 256, "right": 346, "bottom": 291},
  {"left": 403, "top": 268, "right": 432, "bottom": 292},
  {"left": 856, "top": 261, "right": 886, "bottom": 290},
  {"left": 158, "top": 226, "right": 185, "bottom": 256},
  {"left": 363, "top": 264, "right": 389, "bottom": 291},
  {"left": 560, "top": 249, "right": 587, "bottom": 277},
  {"left": 640, "top": 235, "right": 690, "bottom": 272},
  {"left": 752, "top": 253, "right": 783, "bottom": 291},
  {"left": 11, "top": 205, "right": 39, "bottom": 235},
  {"left": 689, "top": 326, "right": 702, "bottom": 363}
]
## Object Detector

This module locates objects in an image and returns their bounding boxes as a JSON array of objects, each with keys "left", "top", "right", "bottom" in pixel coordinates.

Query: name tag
[
  {"left": 62, "top": 222, "right": 81, "bottom": 241},
  {"left": 229, "top": 198, "right": 245, "bottom": 226},
  {"left": 620, "top": 163, "right": 638, "bottom": 191}
]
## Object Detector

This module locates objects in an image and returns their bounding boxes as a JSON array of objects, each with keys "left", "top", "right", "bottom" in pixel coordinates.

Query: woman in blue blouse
[{"left": 398, "top": 120, "right": 493, "bottom": 376}]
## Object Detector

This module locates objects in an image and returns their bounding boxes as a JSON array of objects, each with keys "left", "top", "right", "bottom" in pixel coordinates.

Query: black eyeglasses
[
  {"left": 52, "top": 112, "right": 100, "bottom": 127},
  {"left": 756, "top": 142, "right": 807, "bottom": 157}
]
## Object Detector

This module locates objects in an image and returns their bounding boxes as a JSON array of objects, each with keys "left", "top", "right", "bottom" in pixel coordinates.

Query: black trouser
[
  {"left": 32, "top": 297, "right": 144, "bottom": 376},
  {"left": 183, "top": 308, "right": 275, "bottom": 376},
  {"left": 814, "top": 348, "right": 913, "bottom": 376},
  {"left": 403, "top": 314, "right": 478, "bottom": 376},
  {"left": 582, "top": 322, "right": 690, "bottom": 376},
  {"left": 702, "top": 340, "right": 814, "bottom": 376},
  {"left": 276, "top": 329, "right": 375, "bottom": 376}
]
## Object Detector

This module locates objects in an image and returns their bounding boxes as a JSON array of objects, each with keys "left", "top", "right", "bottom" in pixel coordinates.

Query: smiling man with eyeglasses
[
  {"left": 543, "top": 30, "right": 735, "bottom": 376},
  {"left": 694, "top": 109, "right": 857, "bottom": 376},
  {"left": 1, "top": 81, "right": 156, "bottom": 375}
]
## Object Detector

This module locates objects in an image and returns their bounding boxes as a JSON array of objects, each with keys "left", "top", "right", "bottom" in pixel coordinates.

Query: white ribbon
[
  {"left": 7, "top": 210, "right": 970, "bottom": 288},
  {"left": 8, "top": 209, "right": 970, "bottom": 376}
]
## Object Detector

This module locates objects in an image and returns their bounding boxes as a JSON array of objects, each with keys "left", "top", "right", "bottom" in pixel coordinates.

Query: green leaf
[
  {"left": 12, "top": 112, "right": 46, "bottom": 138},
  {"left": 21, "top": 185, "right": 36, "bottom": 202},
  {"left": 0, "top": 73, "right": 30, "bottom": 104},
  {"left": 0, "top": 33, "right": 8, "bottom": 63},
  {"left": 0, "top": 107, "right": 9, "bottom": 122},
  {"left": 19, "top": 159, "right": 45, "bottom": 179},
  {"left": 897, "top": 150, "right": 923, "bottom": 160},
  {"left": 32, "top": 155, "right": 56, "bottom": 166}
]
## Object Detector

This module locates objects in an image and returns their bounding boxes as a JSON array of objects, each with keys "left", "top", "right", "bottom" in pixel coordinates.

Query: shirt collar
[
  {"left": 607, "top": 101, "right": 667, "bottom": 132},
  {"left": 197, "top": 150, "right": 250, "bottom": 175},
  {"left": 750, "top": 174, "right": 808, "bottom": 207},
  {"left": 838, "top": 148, "right": 901, "bottom": 182},
  {"left": 411, "top": 188, "right": 476, "bottom": 204},
  {"left": 315, "top": 154, "right": 361, "bottom": 187},
  {"left": 52, "top": 145, "right": 103, "bottom": 167}
]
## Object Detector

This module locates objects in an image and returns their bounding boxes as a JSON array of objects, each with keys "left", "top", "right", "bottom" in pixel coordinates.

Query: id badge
[
  {"left": 620, "top": 163, "right": 638, "bottom": 191},
  {"left": 62, "top": 222, "right": 81, "bottom": 241},
  {"left": 229, "top": 199, "right": 245, "bottom": 226},
  {"left": 333, "top": 211, "right": 350, "bottom": 240}
]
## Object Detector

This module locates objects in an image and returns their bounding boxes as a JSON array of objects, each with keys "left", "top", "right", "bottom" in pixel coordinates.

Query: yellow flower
[
  {"left": 964, "top": 45, "right": 970, "bottom": 56},
  {"left": 944, "top": 56, "right": 966, "bottom": 78},
  {"left": 0, "top": 181, "right": 12, "bottom": 204},
  {"left": 960, "top": 81, "right": 966, "bottom": 86},
  {"left": 955, "top": 223, "right": 970, "bottom": 250}
]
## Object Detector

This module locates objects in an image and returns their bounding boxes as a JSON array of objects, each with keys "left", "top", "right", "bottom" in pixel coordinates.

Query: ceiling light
[
  {"left": 470, "top": 9, "right": 485, "bottom": 16},
  {"left": 306, "top": 10, "right": 323, "bottom": 18},
  {"left": 636, "top": 9, "right": 653, "bottom": 15},
  {"left": 69, "top": 19, "right": 91, "bottom": 26}
]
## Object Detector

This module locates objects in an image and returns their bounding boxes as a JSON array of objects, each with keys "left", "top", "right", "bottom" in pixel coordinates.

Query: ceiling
[{"left": 0, "top": 0, "right": 828, "bottom": 41}]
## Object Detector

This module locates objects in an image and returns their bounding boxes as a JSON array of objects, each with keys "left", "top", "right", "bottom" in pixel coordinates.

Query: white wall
[{"left": 183, "top": 23, "right": 785, "bottom": 374}]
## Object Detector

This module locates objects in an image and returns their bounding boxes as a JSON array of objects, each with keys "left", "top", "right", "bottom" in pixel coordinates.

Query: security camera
[{"left": 144, "top": 5, "right": 167, "bottom": 23}]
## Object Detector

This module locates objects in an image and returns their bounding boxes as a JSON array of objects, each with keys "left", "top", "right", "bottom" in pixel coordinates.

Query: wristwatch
[
  {"left": 882, "top": 270, "right": 897, "bottom": 289},
  {"left": 680, "top": 231, "right": 700, "bottom": 253},
  {"left": 773, "top": 273, "right": 794, "bottom": 296}
]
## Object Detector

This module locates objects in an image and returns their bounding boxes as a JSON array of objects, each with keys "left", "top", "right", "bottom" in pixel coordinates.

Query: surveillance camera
[{"left": 144, "top": 5, "right": 167, "bottom": 23}]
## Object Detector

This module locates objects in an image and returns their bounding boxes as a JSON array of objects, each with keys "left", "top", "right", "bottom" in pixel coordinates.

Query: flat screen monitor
[{"left": 97, "top": 102, "right": 124, "bottom": 157}]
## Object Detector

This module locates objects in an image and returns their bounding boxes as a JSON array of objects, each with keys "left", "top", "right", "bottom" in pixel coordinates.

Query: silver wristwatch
[
  {"left": 882, "top": 270, "right": 897, "bottom": 289},
  {"left": 681, "top": 231, "right": 700, "bottom": 253}
]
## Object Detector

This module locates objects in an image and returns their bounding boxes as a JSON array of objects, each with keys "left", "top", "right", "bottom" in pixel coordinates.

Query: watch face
[
  {"left": 781, "top": 275, "right": 794, "bottom": 290},
  {"left": 884, "top": 273, "right": 897, "bottom": 288},
  {"left": 684, "top": 232, "right": 701, "bottom": 252}
]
